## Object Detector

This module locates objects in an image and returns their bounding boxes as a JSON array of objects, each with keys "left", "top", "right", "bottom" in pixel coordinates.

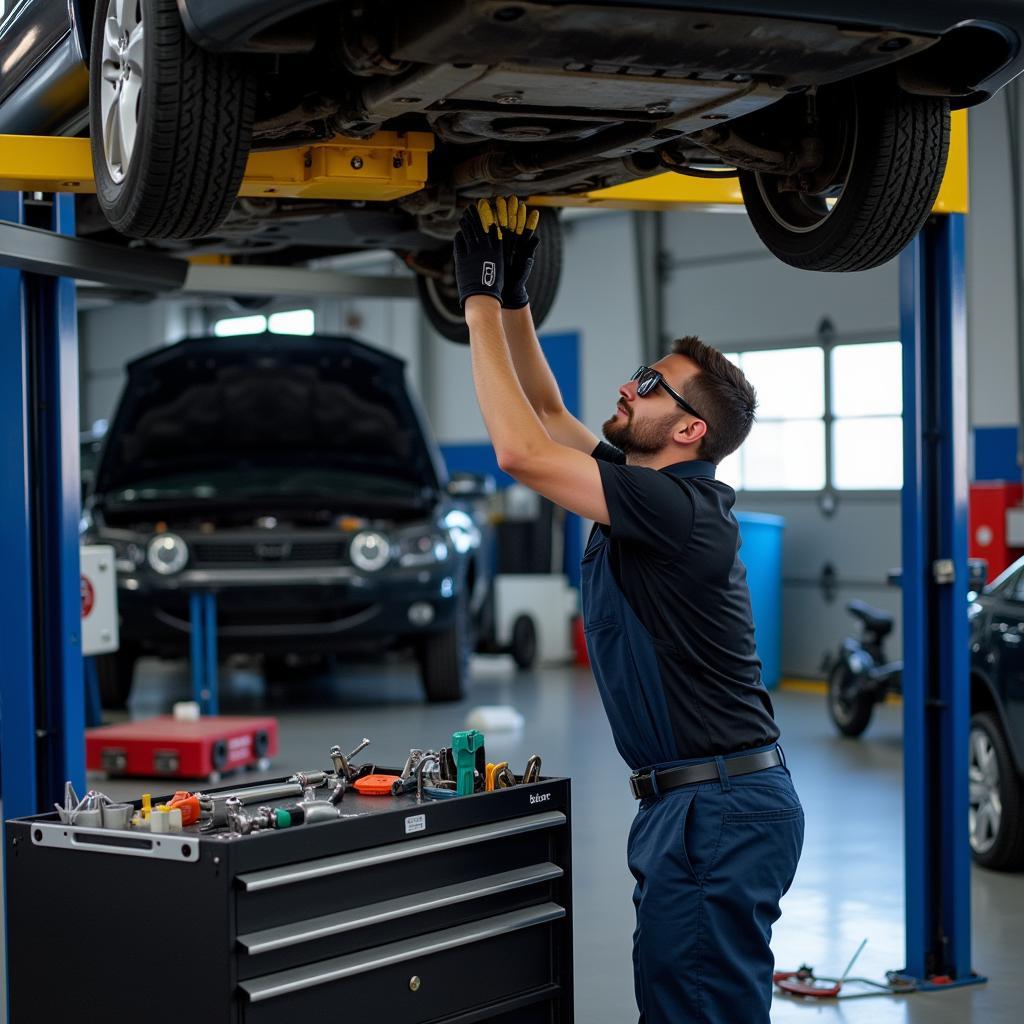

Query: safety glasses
[{"left": 630, "top": 366, "right": 704, "bottom": 421}]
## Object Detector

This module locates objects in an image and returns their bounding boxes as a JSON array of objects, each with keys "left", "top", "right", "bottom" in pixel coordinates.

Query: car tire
[
  {"left": 969, "top": 711, "right": 1024, "bottom": 871},
  {"left": 416, "top": 208, "right": 563, "bottom": 343},
  {"left": 89, "top": 0, "right": 256, "bottom": 239},
  {"left": 510, "top": 614, "right": 538, "bottom": 671},
  {"left": 96, "top": 647, "right": 138, "bottom": 709},
  {"left": 738, "top": 78, "right": 950, "bottom": 272},
  {"left": 827, "top": 661, "right": 875, "bottom": 737},
  {"left": 417, "top": 599, "right": 471, "bottom": 703}
]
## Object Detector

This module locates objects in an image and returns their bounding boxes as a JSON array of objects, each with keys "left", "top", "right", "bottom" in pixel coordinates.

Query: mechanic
[{"left": 453, "top": 198, "right": 804, "bottom": 1024}]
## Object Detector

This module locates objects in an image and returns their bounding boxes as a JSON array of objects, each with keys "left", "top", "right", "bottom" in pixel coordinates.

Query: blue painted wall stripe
[{"left": 973, "top": 425, "right": 1020, "bottom": 481}]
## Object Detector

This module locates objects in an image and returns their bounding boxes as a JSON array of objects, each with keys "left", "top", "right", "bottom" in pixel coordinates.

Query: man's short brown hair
[{"left": 670, "top": 336, "right": 757, "bottom": 464}]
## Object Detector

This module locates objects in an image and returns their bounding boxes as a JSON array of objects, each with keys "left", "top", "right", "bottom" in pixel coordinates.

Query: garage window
[
  {"left": 717, "top": 347, "right": 826, "bottom": 491},
  {"left": 831, "top": 341, "right": 903, "bottom": 490},
  {"left": 268, "top": 309, "right": 316, "bottom": 335},
  {"left": 214, "top": 314, "right": 267, "bottom": 337},
  {"left": 715, "top": 340, "right": 901, "bottom": 492}
]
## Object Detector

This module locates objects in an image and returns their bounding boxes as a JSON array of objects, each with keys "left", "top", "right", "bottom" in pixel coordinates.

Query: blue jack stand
[{"left": 189, "top": 591, "right": 219, "bottom": 716}]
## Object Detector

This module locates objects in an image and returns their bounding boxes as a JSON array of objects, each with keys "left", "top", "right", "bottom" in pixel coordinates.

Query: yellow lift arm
[
  {"left": 0, "top": 110, "right": 966, "bottom": 213},
  {"left": 0, "top": 131, "right": 434, "bottom": 201}
]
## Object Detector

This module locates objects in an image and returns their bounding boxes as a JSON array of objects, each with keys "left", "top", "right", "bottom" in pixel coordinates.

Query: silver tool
[
  {"left": 330, "top": 738, "right": 371, "bottom": 782},
  {"left": 523, "top": 754, "right": 543, "bottom": 785},
  {"left": 416, "top": 753, "right": 442, "bottom": 804},
  {"left": 400, "top": 748, "right": 425, "bottom": 781},
  {"left": 54, "top": 781, "right": 80, "bottom": 824},
  {"left": 100, "top": 802, "right": 133, "bottom": 830},
  {"left": 291, "top": 770, "right": 330, "bottom": 790}
]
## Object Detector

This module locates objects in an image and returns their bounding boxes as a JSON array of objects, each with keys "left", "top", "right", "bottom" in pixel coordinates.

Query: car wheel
[
  {"left": 89, "top": 0, "right": 256, "bottom": 239},
  {"left": 827, "top": 661, "right": 874, "bottom": 737},
  {"left": 738, "top": 78, "right": 950, "bottom": 272},
  {"left": 416, "top": 207, "right": 564, "bottom": 343},
  {"left": 969, "top": 712, "right": 1024, "bottom": 870},
  {"left": 510, "top": 614, "right": 538, "bottom": 671},
  {"left": 417, "top": 598, "right": 471, "bottom": 702},
  {"left": 95, "top": 646, "right": 138, "bottom": 709}
]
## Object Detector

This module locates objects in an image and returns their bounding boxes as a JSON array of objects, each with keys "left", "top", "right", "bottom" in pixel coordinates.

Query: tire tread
[
  {"left": 90, "top": 0, "right": 255, "bottom": 240},
  {"left": 740, "top": 80, "right": 950, "bottom": 273}
]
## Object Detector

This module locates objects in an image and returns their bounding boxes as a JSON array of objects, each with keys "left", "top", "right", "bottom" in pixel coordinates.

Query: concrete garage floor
[{"left": 9, "top": 656, "right": 1024, "bottom": 1021}]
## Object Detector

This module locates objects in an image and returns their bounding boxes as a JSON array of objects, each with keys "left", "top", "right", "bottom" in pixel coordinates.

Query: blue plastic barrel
[{"left": 735, "top": 512, "right": 785, "bottom": 691}]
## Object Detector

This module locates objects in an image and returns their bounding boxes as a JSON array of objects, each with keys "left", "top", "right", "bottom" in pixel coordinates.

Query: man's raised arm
[{"left": 494, "top": 197, "right": 598, "bottom": 455}]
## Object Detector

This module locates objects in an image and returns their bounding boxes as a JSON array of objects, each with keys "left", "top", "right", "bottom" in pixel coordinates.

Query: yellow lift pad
[{"left": 0, "top": 131, "right": 434, "bottom": 201}]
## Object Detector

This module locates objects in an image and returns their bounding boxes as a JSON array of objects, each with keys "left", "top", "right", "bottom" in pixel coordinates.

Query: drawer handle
[
  {"left": 237, "top": 810, "right": 566, "bottom": 892},
  {"left": 240, "top": 902, "right": 566, "bottom": 1002},
  {"left": 239, "top": 861, "right": 564, "bottom": 955}
]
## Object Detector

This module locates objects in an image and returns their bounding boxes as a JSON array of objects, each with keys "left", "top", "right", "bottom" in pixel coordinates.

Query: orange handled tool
[{"left": 166, "top": 791, "right": 202, "bottom": 827}]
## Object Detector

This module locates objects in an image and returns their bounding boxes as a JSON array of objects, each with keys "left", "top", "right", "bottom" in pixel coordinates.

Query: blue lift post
[
  {"left": 899, "top": 212, "right": 979, "bottom": 986},
  {"left": 0, "top": 191, "right": 85, "bottom": 821},
  {"left": 188, "top": 591, "right": 220, "bottom": 715}
]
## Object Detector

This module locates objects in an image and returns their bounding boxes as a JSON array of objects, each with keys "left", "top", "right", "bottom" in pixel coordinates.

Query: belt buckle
[{"left": 628, "top": 771, "right": 644, "bottom": 800}]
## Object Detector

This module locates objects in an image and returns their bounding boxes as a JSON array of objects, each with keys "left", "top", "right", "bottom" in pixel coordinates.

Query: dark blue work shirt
[{"left": 583, "top": 442, "right": 779, "bottom": 766}]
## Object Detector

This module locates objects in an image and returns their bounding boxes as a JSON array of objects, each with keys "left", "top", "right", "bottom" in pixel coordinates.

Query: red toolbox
[{"left": 86, "top": 715, "right": 278, "bottom": 780}]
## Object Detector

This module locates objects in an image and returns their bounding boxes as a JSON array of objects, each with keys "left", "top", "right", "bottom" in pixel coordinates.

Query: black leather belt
[{"left": 628, "top": 747, "right": 783, "bottom": 800}]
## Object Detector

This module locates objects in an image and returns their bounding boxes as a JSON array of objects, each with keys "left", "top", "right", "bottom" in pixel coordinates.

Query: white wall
[
  {"left": 966, "top": 98, "right": 1019, "bottom": 428},
  {"left": 79, "top": 298, "right": 193, "bottom": 428}
]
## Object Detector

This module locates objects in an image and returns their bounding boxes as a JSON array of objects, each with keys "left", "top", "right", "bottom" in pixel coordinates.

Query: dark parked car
[
  {"left": 3, "top": 3, "right": 1024, "bottom": 338},
  {"left": 81, "top": 332, "right": 494, "bottom": 706},
  {"left": 968, "top": 558, "right": 1024, "bottom": 869}
]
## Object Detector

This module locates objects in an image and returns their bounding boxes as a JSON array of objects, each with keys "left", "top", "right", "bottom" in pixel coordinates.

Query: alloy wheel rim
[
  {"left": 99, "top": 0, "right": 145, "bottom": 185},
  {"left": 968, "top": 726, "right": 1002, "bottom": 855}
]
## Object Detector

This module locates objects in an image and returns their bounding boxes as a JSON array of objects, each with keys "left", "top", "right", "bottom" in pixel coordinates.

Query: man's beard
[{"left": 602, "top": 405, "right": 680, "bottom": 456}]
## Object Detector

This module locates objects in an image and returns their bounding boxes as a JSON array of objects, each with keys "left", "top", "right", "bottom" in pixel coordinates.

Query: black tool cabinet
[{"left": 5, "top": 775, "right": 573, "bottom": 1023}]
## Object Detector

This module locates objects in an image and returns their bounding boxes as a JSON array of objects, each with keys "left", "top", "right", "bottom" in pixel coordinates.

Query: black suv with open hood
[{"left": 83, "top": 333, "right": 492, "bottom": 706}]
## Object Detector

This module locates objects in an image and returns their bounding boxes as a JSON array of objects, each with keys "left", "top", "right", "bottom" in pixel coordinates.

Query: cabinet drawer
[
  {"left": 235, "top": 810, "right": 566, "bottom": 933},
  {"left": 241, "top": 903, "right": 565, "bottom": 1024},
  {"left": 237, "top": 861, "right": 562, "bottom": 978}
]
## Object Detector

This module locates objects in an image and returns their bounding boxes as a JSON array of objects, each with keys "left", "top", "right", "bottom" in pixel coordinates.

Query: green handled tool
[{"left": 451, "top": 729, "right": 485, "bottom": 796}]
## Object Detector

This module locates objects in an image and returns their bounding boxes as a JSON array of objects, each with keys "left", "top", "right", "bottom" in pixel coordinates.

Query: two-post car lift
[{"left": 0, "top": 115, "right": 976, "bottom": 989}]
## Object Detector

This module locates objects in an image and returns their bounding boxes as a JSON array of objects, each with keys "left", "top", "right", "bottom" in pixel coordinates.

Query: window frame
[{"left": 720, "top": 330, "right": 902, "bottom": 499}]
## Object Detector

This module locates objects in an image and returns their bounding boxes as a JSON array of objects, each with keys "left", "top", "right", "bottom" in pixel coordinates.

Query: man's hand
[
  {"left": 495, "top": 196, "right": 540, "bottom": 310},
  {"left": 454, "top": 200, "right": 505, "bottom": 308}
]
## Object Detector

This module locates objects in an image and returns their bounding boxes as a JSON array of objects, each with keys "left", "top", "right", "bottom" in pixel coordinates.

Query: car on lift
[
  {"left": 1, "top": 3, "right": 1022, "bottom": 339},
  {"left": 80, "top": 332, "right": 494, "bottom": 707}
]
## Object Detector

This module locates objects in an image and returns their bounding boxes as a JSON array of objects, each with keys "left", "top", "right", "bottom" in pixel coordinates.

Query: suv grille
[{"left": 191, "top": 541, "right": 347, "bottom": 566}]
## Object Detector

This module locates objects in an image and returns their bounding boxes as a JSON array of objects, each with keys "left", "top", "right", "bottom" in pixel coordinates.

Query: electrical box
[{"left": 80, "top": 544, "right": 118, "bottom": 656}]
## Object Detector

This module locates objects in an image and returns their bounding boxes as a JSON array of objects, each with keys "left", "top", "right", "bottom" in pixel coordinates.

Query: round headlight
[
  {"left": 147, "top": 533, "right": 189, "bottom": 575},
  {"left": 350, "top": 531, "right": 391, "bottom": 572}
]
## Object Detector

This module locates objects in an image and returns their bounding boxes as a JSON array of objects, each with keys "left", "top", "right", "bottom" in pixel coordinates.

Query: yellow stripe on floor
[{"left": 778, "top": 677, "right": 902, "bottom": 705}]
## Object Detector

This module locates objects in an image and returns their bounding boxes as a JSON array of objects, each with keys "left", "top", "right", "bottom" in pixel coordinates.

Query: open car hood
[{"left": 94, "top": 333, "right": 445, "bottom": 501}]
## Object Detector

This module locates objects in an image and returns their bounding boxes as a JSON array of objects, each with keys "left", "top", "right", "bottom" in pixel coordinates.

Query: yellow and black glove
[
  {"left": 495, "top": 195, "right": 541, "bottom": 310},
  {"left": 453, "top": 199, "right": 505, "bottom": 307}
]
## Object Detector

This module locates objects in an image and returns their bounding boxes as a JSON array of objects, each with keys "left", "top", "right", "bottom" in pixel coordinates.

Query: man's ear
[{"left": 673, "top": 418, "right": 707, "bottom": 448}]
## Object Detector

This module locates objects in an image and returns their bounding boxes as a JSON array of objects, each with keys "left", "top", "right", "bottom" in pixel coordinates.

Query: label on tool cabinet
[{"left": 405, "top": 813, "right": 427, "bottom": 835}]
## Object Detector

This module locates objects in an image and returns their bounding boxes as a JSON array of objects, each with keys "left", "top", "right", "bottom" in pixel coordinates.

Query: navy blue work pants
[{"left": 627, "top": 755, "right": 804, "bottom": 1023}]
